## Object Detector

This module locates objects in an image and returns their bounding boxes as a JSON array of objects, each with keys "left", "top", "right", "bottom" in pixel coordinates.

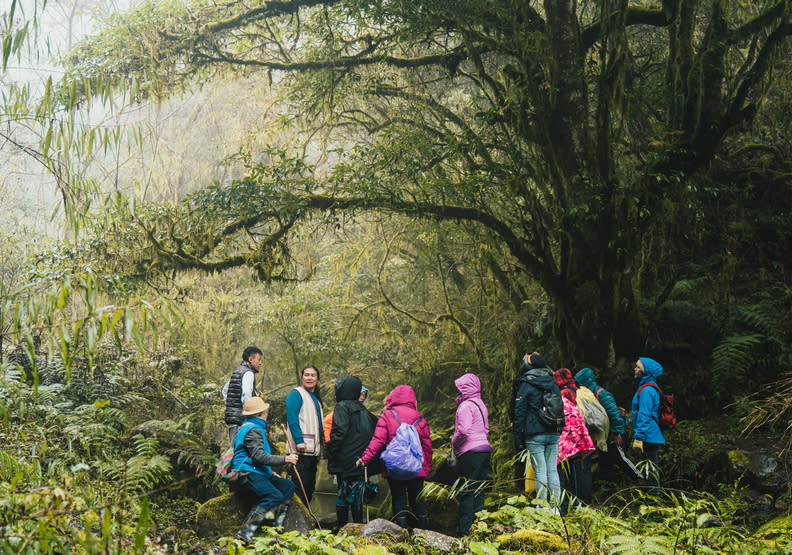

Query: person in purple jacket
[{"left": 452, "top": 373, "right": 492, "bottom": 536}]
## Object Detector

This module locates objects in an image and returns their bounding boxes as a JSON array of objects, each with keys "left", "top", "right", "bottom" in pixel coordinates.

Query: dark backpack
[
  {"left": 637, "top": 383, "right": 676, "bottom": 430},
  {"left": 380, "top": 410, "right": 424, "bottom": 480},
  {"left": 527, "top": 377, "right": 565, "bottom": 433}
]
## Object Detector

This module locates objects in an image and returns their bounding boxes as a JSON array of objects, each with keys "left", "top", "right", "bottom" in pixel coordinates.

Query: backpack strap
[
  {"left": 636, "top": 382, "right": 662, "bottom": 422},
  {"left": 465, "top": 399, "right": 486, "bottom": 425},
  {"left": 637, "top": 382, "right": 662, "bottom": 398},
  {"left": 391, "top": 408, "right": 423, "bottom": 427}
]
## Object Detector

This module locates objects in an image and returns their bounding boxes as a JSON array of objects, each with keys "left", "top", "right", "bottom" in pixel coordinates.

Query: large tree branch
[
  {"left": 581, "top": 6, "right": 668, "bottom": 49},
  {"left": 192, "top": 43, "right": 469, "bottom": 71}
]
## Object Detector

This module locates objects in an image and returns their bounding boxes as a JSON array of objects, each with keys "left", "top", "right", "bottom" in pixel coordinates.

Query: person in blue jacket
[
  {"left": 574, "top": 367, "right": 642, "bottom": 484},
  {"left": 232, "top": 397, "right": 299, "bottom": 544},
  {"left": 631, "top": 357, "right": 665, "bottom": 488}
]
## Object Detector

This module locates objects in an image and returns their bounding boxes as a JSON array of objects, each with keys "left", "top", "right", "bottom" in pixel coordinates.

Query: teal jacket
[
  {"left": 631, "top": 357, "right": 666, "bottom": 444},
  {"left": 574, "top": 367, "right": 626, "bottom": 435}
]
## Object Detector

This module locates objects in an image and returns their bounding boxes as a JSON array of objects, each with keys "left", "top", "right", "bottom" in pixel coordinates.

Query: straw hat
[{"left": 241, "top": 397, "right": 270, "bottom": 416}]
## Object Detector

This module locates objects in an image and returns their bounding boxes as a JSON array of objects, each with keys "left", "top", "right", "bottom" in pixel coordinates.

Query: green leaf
[{"left": 469, "top": 541, "right": 499, "bottom": 555}]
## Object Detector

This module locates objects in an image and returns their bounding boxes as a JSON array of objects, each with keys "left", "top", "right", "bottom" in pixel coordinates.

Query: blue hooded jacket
[
  {"left": 631, "top": 357, "right": 665, "bottom": 444},
  {"left": 574, "top": 367, "right": 627, "bottom": 435}
]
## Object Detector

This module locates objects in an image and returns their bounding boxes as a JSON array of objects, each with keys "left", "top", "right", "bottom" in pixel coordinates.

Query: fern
[
  {"left": 100, "top": 434, "right": 173, "bottom": 496},
  {"left": 607, "top": 533, "right": 677, "bottom": 554}
]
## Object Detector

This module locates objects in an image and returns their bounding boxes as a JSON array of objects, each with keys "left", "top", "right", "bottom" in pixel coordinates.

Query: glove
[{"left": 632, "top": 440, "right": 644, "bottom": 453}]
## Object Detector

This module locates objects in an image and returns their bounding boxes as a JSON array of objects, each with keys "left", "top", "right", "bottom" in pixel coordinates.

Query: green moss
[
  {"left": 727, "top": 449, "right": 750, "bottom": 467},
  {"left": 495, "top": 528, "right": 567, "bottom": 551}
]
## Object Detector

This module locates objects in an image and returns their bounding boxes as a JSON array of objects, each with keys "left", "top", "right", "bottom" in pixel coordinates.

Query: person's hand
[
  {"left": 296, "top": 443, "right": 307, "bottom": 453},
  {"left": 632, "top": 440, "right": 643, "bottom": 453},
  {"left": 355, "top": 458, "right": 364, "bottom": 467},
  {"left": 285, "top": 454, "right": 299, "bottom": 465},
  {"left": 612, "top": 433, "right": 623, "bottom": 447}
]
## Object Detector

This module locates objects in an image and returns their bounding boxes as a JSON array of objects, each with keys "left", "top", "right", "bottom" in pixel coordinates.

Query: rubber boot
[
  {"left": 350, "top": 504, "right": 363, "bottom": 524},
  {"left": 415, "top": 513, "right": 429, "bottom": 529},
  {"left": 235, "top": 505, "right": 268, "bottom": 544},
  {"left": 273, "top": 502, "right": 291, "bottom": 528}
]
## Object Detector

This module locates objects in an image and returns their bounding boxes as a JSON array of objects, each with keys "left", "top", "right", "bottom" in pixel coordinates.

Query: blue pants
[
  {"left": 239, "top": 472, "right": 295, "bottom": 511},
  {"left": 525, "top": 433, "right": 561, "bottom": 507}
]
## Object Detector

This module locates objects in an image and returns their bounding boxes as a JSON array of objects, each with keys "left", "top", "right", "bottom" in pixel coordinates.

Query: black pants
[
  {"left": 456, "top": 451, "right": 490, "bottom": 536},
  {"left": 387, "top": 477, "right": 426, "bottom": 525},
  {"left": 558, "top": 455, "right": 592, "bottom": 513},
  {"left": 291, "top": 455, "right": 319, "bottom": 504}
]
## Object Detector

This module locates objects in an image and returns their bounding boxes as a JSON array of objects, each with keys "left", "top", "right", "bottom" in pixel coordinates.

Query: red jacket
[{"left": 359, "top": 385, "right": 433, "bottom": 478}]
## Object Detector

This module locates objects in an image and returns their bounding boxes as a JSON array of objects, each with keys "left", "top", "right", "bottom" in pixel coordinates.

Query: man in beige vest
[{"left": 285, "top": 365, "right": 324, "bottom": 503}]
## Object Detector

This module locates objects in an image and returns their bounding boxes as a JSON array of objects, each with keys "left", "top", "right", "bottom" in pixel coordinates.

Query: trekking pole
[
  {"left": 364, "top": 466, "right": 370, "bottom": 524},
  {"left": 281, "top": 423, "right": 323, "bottom": 530}
]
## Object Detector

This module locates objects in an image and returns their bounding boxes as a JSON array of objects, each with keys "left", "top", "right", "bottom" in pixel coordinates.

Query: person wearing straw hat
[{"left": 232, "top": 397, "right": 299, "bottom": 544}]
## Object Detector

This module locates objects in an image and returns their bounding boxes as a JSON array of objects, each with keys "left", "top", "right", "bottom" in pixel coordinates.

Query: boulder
[
  {"left": 412, "top": 528, "right": 459, "bottom": 552},
  {"left": 727, "top": 448, "right": 787, "bottom": 495},
  {"left": 340, "top": 518, "right": 408, "bottom": 542},
  {"left": 195, "top": 492, "right": 316, "bottom": 538}
]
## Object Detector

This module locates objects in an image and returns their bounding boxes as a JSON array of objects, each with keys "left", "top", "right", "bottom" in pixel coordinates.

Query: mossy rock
[
  {"left": 753, "top": 511, "right": 792, "bottom": 549},
  {"left": 195, "top": 492, "right": 315, "bottom": 538},
  {"left": 495, "top": 528, "right": 567, "bottom": 551}
]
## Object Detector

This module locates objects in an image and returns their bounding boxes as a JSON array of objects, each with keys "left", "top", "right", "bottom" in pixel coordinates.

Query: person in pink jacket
[
  {"left": 555, "top": 392, "right": 595, "bottom": 514},
  {"left": 452, "top": 373, "right": 491, "bottom": 536},
  {"left": 357, "top": 385, "right": 432, "bottom": 528}
]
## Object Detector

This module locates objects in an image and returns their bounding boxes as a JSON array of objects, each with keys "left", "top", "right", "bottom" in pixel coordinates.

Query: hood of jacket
[
  {"left": 638, "top": 357, "right": 663, "bottom": 382},
  {"left": 574, "top": 367, "right": 600, "bottom": 390},
  {"left": 455, "top": 373, "right": 482, "bottom": 404},
  {"left": 554, "top": 368, "right": 577, "bottom": 391},
  {"left": 385, "top": 384, "right": 417, "bottom": 410},
  {"left": 518, "top": 366, "right": 556, "bottom": 389},
  {"left": 335, "top": 375, "right": 363, "bottom": 402}
]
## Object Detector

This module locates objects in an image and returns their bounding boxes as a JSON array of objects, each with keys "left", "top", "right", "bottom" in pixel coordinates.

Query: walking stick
[
  {"left": 364, "top": 465, "right": 370, "bottom": 524},
  {"left": 282, "top": 423, "right": 323, "bottom": 530}
]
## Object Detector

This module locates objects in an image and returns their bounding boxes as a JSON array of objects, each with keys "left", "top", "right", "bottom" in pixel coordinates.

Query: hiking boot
[{"left": 392, "top": 514, "right": 409, "bottom": 529}]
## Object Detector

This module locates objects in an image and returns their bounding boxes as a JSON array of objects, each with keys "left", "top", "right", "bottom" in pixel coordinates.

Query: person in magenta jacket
[
  {"left": 357, "top": 385, "right": 432, "bottom": 528},
  {"left": 452, "top": 373, "right": 491, "bottom": 536}
]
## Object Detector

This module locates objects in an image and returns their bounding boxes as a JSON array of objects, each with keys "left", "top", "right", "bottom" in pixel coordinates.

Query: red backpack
[{"left": 637, "top": 383, "right": 676, "bottom": 430}]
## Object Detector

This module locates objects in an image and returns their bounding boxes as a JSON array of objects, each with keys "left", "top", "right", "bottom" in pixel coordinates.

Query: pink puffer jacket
[{"left": 557, "top": 396, "right": 595, "bottom": 464}]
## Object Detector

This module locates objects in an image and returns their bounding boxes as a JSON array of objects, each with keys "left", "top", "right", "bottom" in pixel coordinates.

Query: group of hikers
[{"left": 222, "top": 346, "right": 667, "bottom": 544}]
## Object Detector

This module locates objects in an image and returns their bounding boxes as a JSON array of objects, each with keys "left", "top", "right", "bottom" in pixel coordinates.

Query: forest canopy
[{"left": 49, "top": 0, "right": 792, "bottom": 374}]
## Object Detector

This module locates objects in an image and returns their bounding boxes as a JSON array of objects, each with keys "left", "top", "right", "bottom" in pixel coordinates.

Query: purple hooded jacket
[{"left": 452, "top": 373, "right": 491, "bottom": 457}]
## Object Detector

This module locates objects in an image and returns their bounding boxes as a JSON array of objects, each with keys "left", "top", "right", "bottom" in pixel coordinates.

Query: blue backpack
[{"left": 380, "top": 410, "right": 424, "bottom": 480}]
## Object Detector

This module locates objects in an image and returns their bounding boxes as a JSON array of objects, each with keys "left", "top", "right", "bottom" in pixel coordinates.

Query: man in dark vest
[{"left": 223, "top": 346, "right": 263, "bottom": 446}]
